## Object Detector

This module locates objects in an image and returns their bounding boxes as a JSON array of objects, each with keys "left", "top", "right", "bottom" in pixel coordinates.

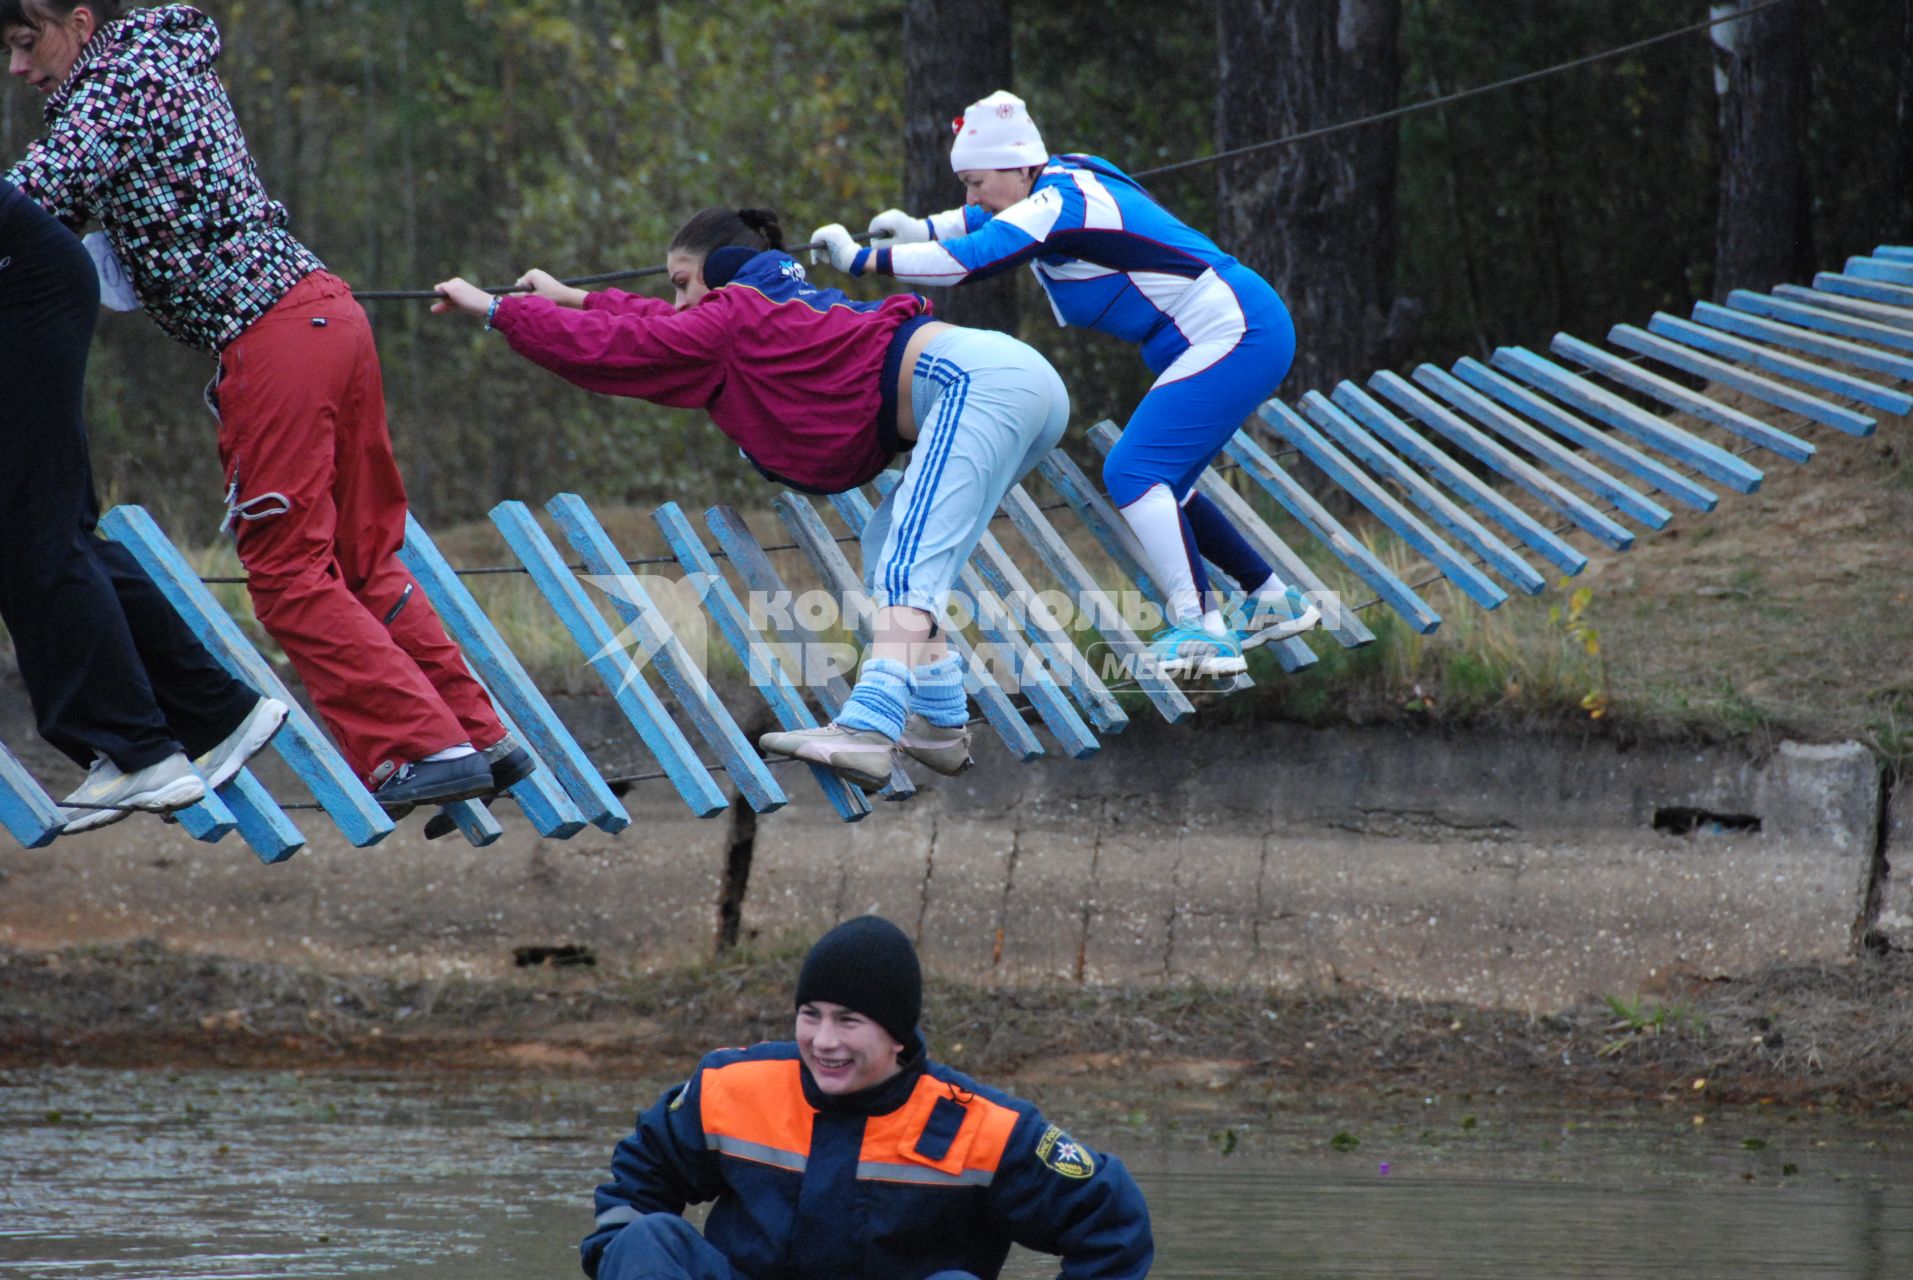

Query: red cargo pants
[{"left": 214, "top": 271, "right": 504, "bottom": 786}]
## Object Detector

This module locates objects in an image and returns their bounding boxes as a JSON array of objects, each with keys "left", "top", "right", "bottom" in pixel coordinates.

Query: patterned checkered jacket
[{"left": 4, "top": 4, "right": 323, "bottom": 352}]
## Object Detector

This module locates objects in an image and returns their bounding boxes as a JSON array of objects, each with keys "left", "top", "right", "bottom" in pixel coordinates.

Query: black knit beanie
[{"left": 794, "top": 915, "right": 922, "bottom": 1048}]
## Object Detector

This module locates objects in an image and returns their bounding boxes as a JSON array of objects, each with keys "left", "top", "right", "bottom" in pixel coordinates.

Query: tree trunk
[
  {"left": 1899, "top": 0, "right": 1913, "bottom": 238},
  {"left": 1215, "top": 0, "right": 1401, "bottom": 398},
  {"left": 902, "top": 0, "right": 1018, "bottom": 332},
  {"left": 1711, "top": 0, "right": 1813, "bottom": 296}
]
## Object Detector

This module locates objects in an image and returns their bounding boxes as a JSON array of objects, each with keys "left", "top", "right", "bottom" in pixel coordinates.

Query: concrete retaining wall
[{"left": 0, "top": 700, "right": 1891, "bottom": 1010}]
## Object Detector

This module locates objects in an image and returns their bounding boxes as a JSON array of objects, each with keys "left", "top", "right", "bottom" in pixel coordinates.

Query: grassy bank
[{"left": 3, "top": 940, "right": 1908, "bottom": 1115}]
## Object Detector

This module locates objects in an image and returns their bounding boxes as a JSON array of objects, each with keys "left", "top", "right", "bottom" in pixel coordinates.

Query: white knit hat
[{"left": 949, "top": 90, "right": 1047, "bottom": 173}]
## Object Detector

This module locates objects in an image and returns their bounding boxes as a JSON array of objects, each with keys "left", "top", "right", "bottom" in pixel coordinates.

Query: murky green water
[{"left": 2, "top": 1069, "right": 1908, "bottom": 1278}]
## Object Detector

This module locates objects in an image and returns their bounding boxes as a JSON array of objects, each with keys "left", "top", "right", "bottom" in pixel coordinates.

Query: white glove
[
  {"left": 808, "top": 223, "right": 862, "bottom": 274},
  {"left": 866, "top": 208, "right": 930, "bottom": 245}
]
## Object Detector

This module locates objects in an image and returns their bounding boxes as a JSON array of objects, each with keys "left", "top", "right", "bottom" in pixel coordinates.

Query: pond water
[{"left": 1, "top": 1068, "right": 1908, "bottom": 1279}]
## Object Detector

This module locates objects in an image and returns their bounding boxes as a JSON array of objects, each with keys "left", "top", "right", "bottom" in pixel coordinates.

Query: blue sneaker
[
  {"left": 1146, "top": 623, "right": 1246, "bottom": 679},
  {"left": 1235, "top": 587, "right": 1322, "bottom": 651}
]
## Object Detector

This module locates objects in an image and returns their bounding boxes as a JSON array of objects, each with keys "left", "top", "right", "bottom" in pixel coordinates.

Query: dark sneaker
[
  {"left": 897, "top": 714, "right": 973, "bottom": 776},
  {"left": 61, "top": 752, "right": 206, "bottom": 835},
  {"left": 759, "top": 723, "right": 896, "bottom": 792},
  {"left": 194, "top": 696, "right": 289, "bottom": 790},
  {"left": 373, "top": 753, "right": 492, "bottom": 813},
  {"left": 481, "top": 734, "right": 537, "bottom": 792}
]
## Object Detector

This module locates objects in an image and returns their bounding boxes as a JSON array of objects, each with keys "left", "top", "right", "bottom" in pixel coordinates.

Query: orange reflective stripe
[
  {"left": 857, "top": 1076, "right": 1020, "bottom": 1183},
  {"left": 699, "top": 1058, "right": 813, "bottom": 1168}
]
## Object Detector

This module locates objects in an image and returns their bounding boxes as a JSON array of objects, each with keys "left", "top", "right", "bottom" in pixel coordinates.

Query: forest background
[{"left": 0, "top": 0, "right": 1905, "bottom": 536}]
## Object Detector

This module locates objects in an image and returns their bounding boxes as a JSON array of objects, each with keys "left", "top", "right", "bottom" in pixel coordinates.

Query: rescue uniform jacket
[
  {"left": 4, "top": 4, "right": 324, "bottom": 353},
  {"left": 583, "top": 1040, "right": 1153, "bottom": 1280},
  {"left": 493, "top": 251, "right": 934, "bottom": 495}
]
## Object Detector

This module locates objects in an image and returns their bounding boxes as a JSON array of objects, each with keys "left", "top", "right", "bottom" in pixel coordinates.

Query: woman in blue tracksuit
[{"left": 809, "top": 90, "right": 1321, "bottom": 679}]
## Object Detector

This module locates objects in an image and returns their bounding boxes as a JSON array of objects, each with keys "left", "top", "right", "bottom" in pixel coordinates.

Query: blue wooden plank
[
  {"left": 549, "top": 494, "right": 788, "bottom": 813},
  {"left": 481, "top": 699, "right": 588, "bottom": 838},
  {"left": 398, "top": 515, "right": 613, "bottom": 836},
  {"left": 171, "top": 790, "right": 237, "bottom": 842},
  {"left": 1059, "top": 435, "right": 1293, "bottom": 680},
  {"left": 1332, "top": 381, "right": 1589, "bottom": 574},
  {"left": 1371, "top": 369, "right": 1638, "bottom": 550},
  {"left": 99, "top": 505, "right": 395, "bottom": 849},
  {"left": 992, "top": 481, "right": 1196, "bottom": 723},
  {"left": 1300, "top": 392, "right": 1545, "bottom": 595},
  {"left": 0, "top": 739, "right": 64, "bottom": 848},
  {"left": 1413, "top": 365, "right": 1673, "bottom": 531},
  {"left": 491, "top": 501, "right": 729, "bottom": 820},
  {"left": 1727, "top": 291, "right": 1913, "bottom": 355},
  {"left": 1267, "top": 396, "right": 1508, "bottom": 609},
  {"left": 772, "top": 492, "right": 1045, "bottom": 763},
  {"left": 1188, "top": 463, "right": 1375, "bottom": 647},
  {"left": 1451, "top": 358, "right": 1717, "bottom": 513},
  {"left": 1550, "top": 334, "right": 1814, "bottom": 465},
  {"left": 444, "top": 799, "right": 504, "bottom": 846},
  {"left": 1625, "top": 319, "right": 1881, "bottom": 434},
  {"left": 1875, "top": 245, "right": 1913, "bottom": 263},
  {"left": 705, "top": 505, "right": 916, "bottom": 802},
  {"left": 1771, "top": 283, "right": 1913, "bottom": 333},
  {"left": 1811, "top": 272, "right": 1913, "bottom": 309},
  {"left": 952, "top": 507, "right": 1129, "bottom": 734},
  {"left": 654, "top": 504, "right": 870, "bottom": 821},
  {"left": 1489, "top": 348, "right": 1765, "bottom": 494},
  {"left": 1233, "top": 407, "right": 1442, "bottom": 633},
  {"left": 1677, "top": 307, "right": 1912, "bottom": 414},
  {"left": 217, "top": 770, "right": 306, "bottom": 863},
  {"left": 1707, "top": 298, "right": 1913, "bottom": 383},
  {"left": 1844, "top": 256, "right": 1913, "bottom": 287},
  {"left": 835, "top": 480, "right": 1099, "bottom": 758}
]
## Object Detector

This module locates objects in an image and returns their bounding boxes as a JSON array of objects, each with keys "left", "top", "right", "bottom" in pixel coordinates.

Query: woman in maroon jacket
[
  {"left": 434, "top": 208, "right": 1071, "bottom": 790},
  {"left": 3, "top": 0, "right": 531, "bottom": 812}
]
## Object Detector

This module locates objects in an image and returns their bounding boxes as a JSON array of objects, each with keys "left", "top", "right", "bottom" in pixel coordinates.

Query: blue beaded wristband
[{"left": 483, "top": 295, "right": 502, "bottom": 331}]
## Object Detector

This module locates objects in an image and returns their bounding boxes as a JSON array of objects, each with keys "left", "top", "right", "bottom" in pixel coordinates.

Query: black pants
[{"left": 0, "top": 182, "right": 256, "bottom": 772}]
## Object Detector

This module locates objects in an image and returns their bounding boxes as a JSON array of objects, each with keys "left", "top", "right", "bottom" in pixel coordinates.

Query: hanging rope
[
  {"left": 1133, "top": 0, "right": 1794, "bottom": 182},
  {"left": 349, "top": 0, "right": 1793, "bottom": 301},
  {"left": 352, "top": 234, "right": 870, "bottom": 302}
]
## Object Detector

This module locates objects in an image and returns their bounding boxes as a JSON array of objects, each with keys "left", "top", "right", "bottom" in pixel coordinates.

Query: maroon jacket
[{"left": 493, "top": 251, "right": 933, "bottom": 494}]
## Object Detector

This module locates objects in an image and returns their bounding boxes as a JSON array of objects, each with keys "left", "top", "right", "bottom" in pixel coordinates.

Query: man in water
[{"left": 580, "top": 915, "right": 1153, "bottom": 1279}]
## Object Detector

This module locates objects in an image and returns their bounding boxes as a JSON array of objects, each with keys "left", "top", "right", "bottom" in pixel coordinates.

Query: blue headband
[{"left": 702, "top": 245, "right": 758, "bottom": 289}]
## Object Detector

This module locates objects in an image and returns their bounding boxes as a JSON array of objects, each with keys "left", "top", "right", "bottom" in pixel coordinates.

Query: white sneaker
[
  {"left": 1235, "top": 587, "right": 1323, "bottom": 651},
  {"left": 60, "top": 752, "right": 206, "bottom": 835},
  {"left": 194, "top": 696, "right": 289, "bottom": 790}
]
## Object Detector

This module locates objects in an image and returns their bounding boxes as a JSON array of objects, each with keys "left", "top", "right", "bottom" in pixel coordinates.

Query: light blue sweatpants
[{"left": 860, "top": 327, "right": 1070, "bottom": 615}]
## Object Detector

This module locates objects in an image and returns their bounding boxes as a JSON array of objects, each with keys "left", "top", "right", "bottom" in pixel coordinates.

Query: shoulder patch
[{"left": 1034, "top": 1124, "right": 1095, "bottom": 1179}]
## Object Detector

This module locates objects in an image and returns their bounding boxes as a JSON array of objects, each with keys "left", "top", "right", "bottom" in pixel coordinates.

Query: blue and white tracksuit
[{"left": 862, "top": 154, "right": 1297, "bottom": 623}]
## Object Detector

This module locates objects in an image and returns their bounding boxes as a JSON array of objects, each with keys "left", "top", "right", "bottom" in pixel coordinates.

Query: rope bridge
[{"left": 4, "top": 244, "right": 1910, "bottom": 858}]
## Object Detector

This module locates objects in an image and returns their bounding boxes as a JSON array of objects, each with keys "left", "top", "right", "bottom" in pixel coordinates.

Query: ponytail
[{"left": 669, "top": 206, "right": 785, "bottom": 259}]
